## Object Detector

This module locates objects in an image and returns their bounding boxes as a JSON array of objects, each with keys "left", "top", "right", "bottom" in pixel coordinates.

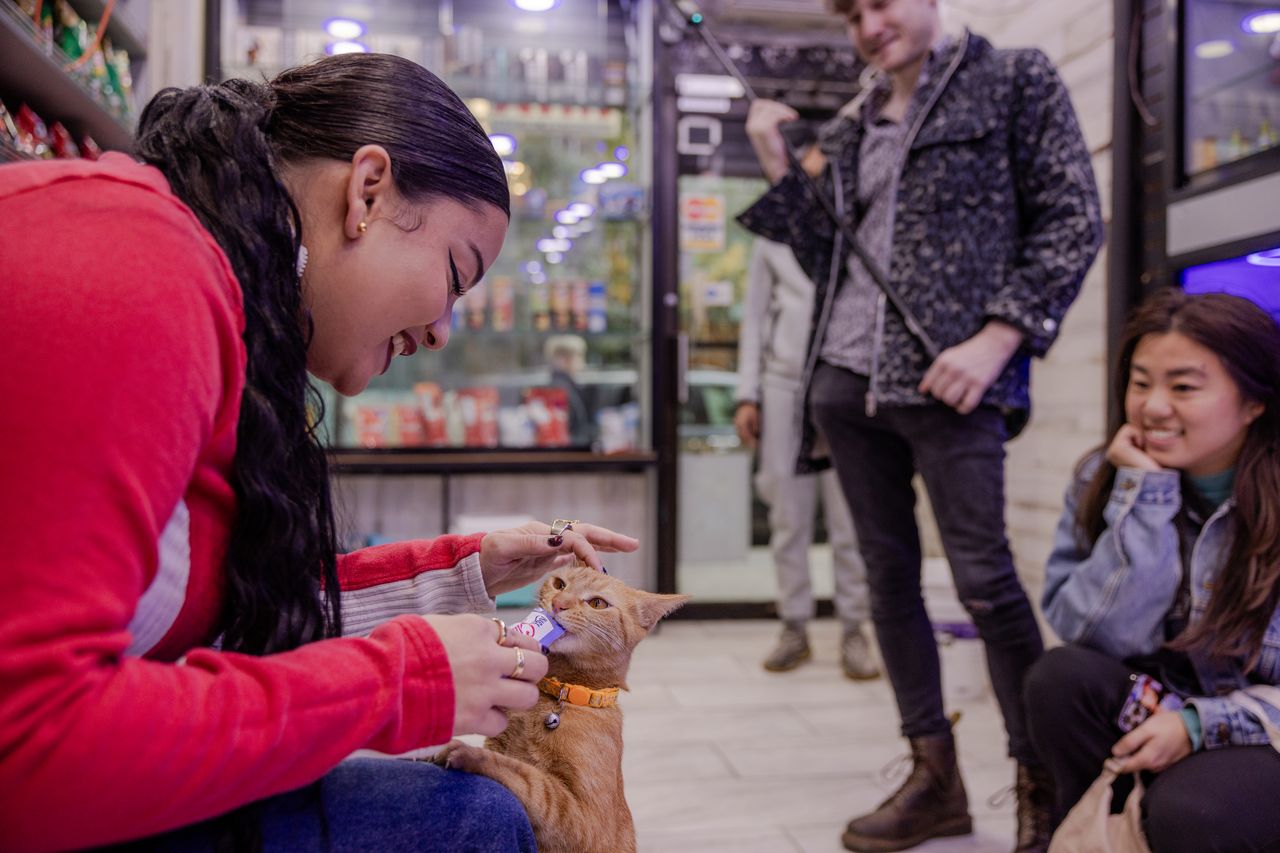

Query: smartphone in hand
[{"left": 1117, "top": 673, "right": 1164, "bottom": 732}]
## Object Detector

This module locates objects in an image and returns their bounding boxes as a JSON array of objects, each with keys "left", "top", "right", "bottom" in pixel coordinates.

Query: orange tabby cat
[{"left": 433, "top": 565, "right": 688, "bottom": 853}]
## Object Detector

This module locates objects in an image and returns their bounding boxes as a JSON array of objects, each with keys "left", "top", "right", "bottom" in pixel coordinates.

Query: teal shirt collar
[{"left": 1190, "top": 467, "right": 1235, "bottom": 511}]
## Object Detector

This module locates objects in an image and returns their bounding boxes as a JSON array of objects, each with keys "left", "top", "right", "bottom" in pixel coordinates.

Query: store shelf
[
  {"left": 330, "top": 448, "right": 657, "bottom": 475},
  {"left": 63, "top": 0, "right": 147, "bottom": 60},
  {"left": 0, "top": 136, "right": 35, "bottom": 162},
  {"left": 0, "top": 2, "right": 132, "bottom": 151}
]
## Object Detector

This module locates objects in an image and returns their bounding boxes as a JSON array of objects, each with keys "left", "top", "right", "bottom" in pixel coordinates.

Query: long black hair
[
  {"left": 1075, "top": 289, "right": 1280, "bottom": 668},
  {"left": 134, "top": 54, "right": 509, "bottom": 656}
]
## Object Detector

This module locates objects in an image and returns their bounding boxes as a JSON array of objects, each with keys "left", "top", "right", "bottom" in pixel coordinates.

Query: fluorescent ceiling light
[
  {"left": 675, "top": 73, "right": 746, "bottom": 99},
  {"left": 324, "top": 18, "right": 365, "bottom": 40},
  {"left": 545, "top": 252, "right": 564, "bottom": 264},
  {"left": 512, "top": 0, "right": 558, "bottom": 10},
  {"left": 568, "top": 202, "right": 594, "bottom": 217},
  {"left": 489, "top": 134, "right": 518, "bottom": 157},
  {"left": 597, "top": 162, "right": 627, "bottom": 178},
  {"left": 581, "top": 169, "right": 607, "bottom": 185},
  {"left": 327, "top": 41, "right": 368, "bottom": 55},
  {"left": 1243, "top": 11, "right": 1280, "bottom": 34},
  {"left": 537, "top": 238, "right": 572, "bottom": 253},
  {"left": 1194, "top": 39, "right": 1235, "bottom": 59},
  {"left": 552, "top": 226, "right": 570, "bottom": 239},
  {"left": 555, "top": 210, "right": 580, "bottom": 225},
  {"left": 614, "top": 145, "right": 630, "bottom": 161}
]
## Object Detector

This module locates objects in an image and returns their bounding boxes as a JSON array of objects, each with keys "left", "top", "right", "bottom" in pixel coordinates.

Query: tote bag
[{"left": 1046, "top": 758, "right": 1151, "bottom": 853}]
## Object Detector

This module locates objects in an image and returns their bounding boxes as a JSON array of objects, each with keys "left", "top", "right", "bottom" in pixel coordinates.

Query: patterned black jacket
[{"left": 738, "top": 31, "right": 1103, "bottom": 472}]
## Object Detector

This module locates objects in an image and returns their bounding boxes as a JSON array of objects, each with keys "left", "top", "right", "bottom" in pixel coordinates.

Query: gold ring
[
  {"left": 549, "top": 518, "right": 579, "bottom": 538},
  {"left": 508, "top": 646, "right": 526, "bottom": 679},
  {"left": 491, "top": 617, "right": 508, "bottom": 646}
]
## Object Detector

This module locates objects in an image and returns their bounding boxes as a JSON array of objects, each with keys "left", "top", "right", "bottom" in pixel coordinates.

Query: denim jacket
[{"left": 1043, "top": 457, "right": 1280, "bottom": 749}]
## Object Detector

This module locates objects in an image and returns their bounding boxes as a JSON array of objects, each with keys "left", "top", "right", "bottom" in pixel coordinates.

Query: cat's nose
[{"left": 552, "top": 593, "right": 575, "bottom": 614}]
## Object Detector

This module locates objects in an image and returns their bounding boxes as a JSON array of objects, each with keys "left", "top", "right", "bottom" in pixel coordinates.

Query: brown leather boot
[
  {"left": 841, "top": 733, "right": 972, "bottom": 852},
  {"left": 1013, "top": 763, "right": 1055, "bottom": 853}
]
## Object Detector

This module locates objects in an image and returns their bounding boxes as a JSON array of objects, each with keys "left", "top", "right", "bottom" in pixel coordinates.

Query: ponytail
[{"left": 135, "top": 80, "right": 341, "bottom": 654}]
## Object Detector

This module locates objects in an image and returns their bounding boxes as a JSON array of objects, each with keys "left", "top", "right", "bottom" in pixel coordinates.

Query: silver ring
[
  {"left": 508, "top": 646, "right": 526, "bottom": 679},
  {"left": 490, "top": 617, "right": 508, "bottom": 646}
]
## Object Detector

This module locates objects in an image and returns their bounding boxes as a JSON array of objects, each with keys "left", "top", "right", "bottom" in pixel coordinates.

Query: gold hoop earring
[{"left": 357, "top": 221, "right": 368, "bottom": 233}]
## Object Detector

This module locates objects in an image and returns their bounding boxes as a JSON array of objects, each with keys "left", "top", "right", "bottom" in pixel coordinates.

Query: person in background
[
  {"left": 0, "top": 53, "right": 638, "bottom": 852},
  {"left": 735, "top": 236, "right": 879, "bottom": 680},
  {"left": 546, "top": 333, "right": 595, "bottom": 447},
  {"left": 740, "top": 0, "right": 1103, "bottom": 849},
  {"left": 1027, "top": 290, "right": 1280, "bottom": 851}
]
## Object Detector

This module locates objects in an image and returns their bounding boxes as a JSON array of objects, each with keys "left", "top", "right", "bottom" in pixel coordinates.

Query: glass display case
[
  {"left": 1182, "top": 0, "right": 1280, "bottom": 177},
  {"left": 219, "top": 0, "right": 653, "bottom": 457}
]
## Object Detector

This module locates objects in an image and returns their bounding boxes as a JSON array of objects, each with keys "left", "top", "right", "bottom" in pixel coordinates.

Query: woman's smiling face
[
  {"left": 1124, "top": 330, "right": 1264, "bottom": 477},
  {"left": 289, "top": 146, "right": 508, "bottom": 396}
]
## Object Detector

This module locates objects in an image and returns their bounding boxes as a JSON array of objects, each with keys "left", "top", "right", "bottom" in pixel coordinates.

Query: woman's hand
[
  {"left": 1106, "top": 423, "right": 1163, "bottom": 472},
  {"left": 1111, "top": 709, "right": 1192, "bottom": 773},
  {"left": 422, "top": 614, "right": 549, "bottom": 737},
  {"left": 478, "top": 521, "right": 640, "bottom": 596}
]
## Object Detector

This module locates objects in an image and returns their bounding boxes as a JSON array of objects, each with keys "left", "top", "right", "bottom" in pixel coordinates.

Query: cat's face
[{"left": 535, "top": 565, "right": 688, "bottom": 662}]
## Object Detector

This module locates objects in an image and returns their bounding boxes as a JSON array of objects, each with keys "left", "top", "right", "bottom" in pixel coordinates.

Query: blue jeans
[
  {"left": 110, "top": 758, "right": 537, "bottom": 852},
  {"left": 809, "top": 363, "right": 1044, "bottom": 763}
]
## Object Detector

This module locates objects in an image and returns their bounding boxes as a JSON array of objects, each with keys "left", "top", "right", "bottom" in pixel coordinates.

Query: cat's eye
[
  {"left": 552, "top": 577, "right": 566, "bottom": 590},
  {"left": 588, "top": 597, "right": 609, "bottom": 609}
]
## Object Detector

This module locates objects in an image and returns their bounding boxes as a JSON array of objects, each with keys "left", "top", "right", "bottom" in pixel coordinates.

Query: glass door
[{"left": 674, "top": 173, "right": 769, "bottom": 602}]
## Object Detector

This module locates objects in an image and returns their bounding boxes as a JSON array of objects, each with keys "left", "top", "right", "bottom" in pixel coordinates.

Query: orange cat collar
[{"left": 538, "top": 676, "right": 620, "bottom": 709}]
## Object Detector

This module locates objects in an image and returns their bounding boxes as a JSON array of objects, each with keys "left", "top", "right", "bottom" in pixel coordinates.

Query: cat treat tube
[{"left": 512, "top": 607, "right": 567, "bottom": 654}]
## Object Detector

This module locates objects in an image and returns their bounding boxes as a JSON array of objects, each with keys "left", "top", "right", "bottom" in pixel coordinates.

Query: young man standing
[
  {"left": 740, "top": 1, "right": 1103, "bottom": 850},
  {"left": 735, "top": 236, "right": 879, "bottom": 681}
]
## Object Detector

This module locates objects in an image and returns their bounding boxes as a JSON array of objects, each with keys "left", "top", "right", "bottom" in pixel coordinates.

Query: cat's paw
[{"left": 432, "top": 740, "right": 489, "bottom": 773}]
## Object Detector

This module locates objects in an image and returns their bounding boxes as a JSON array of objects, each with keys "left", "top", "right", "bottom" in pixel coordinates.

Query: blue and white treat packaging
[{"left": 513, "top": 607, "right": 566, "bottom": 653}]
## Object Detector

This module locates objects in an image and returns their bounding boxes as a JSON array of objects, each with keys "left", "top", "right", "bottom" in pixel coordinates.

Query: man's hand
[
  {"left": 1111, "top": 709, "right": 1192, "bottom": 774},
  {"left": 1106, "top": 423, "right": 1163, "bottom": 472},
  {"left": 746, "top": 99, "right": 797, "bottom": 183},
  {"left": 734, "top": 402, "right": 761, "bottom": 449},
  {"left": 918, "top": 320, "right": 1024, "bottom": 414}
]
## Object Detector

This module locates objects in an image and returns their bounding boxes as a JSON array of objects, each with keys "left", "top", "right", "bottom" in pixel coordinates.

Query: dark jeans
[
  {"left": 107, "top": 758, "right": 537, "bottom": 852},
  {"left": 1026, "top": 644, "right": 1280, "bottom": 852},
  {"left": 809, "top": 362, "right": 1044, "bottom": 763}
]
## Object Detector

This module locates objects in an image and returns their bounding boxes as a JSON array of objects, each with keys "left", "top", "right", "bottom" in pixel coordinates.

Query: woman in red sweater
[{"left": 0, "top": 53, "right": 637, "bottom": 851}]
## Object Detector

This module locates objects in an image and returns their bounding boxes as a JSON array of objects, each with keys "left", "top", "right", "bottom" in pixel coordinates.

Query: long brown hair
[{"left": 1075, "top": 289, "right": 1280, "bottom": 668}]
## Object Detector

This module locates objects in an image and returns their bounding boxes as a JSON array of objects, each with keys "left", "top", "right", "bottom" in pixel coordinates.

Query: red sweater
[{"left": 0, "top": 156, "right": 491, "bottom": 851}]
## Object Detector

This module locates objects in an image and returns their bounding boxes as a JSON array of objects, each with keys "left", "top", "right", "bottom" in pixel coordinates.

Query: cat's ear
[{"left": 635, "top": 592, "right": 691, "bottom": 631}]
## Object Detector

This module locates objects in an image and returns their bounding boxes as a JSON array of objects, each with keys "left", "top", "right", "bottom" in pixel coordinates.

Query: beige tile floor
[{"left": 618, "top": 617, "right": 1019, "bottom": 853}]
